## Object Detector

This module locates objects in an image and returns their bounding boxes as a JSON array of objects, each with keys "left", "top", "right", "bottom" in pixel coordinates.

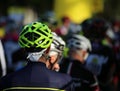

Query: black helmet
[{"left": 82, "top": 18, "right": 110, "bottom": 40}]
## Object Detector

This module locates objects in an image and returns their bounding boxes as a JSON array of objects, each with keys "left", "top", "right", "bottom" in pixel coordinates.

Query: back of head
[
  {"left": 19, "top": 22, "right": 53, "bottom": 52},
  {"left": 67, "top": 34, "right": 92, "bottom": 52},
  {"left": 18, "top": 22, "right": 53, "bottom": 61},
  {"left": 82, "top": 18, "right": 109, "bottom": 41}
]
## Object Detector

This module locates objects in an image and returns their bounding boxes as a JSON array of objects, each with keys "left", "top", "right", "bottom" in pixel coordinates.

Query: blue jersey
[{"left": 0, "top": 61, "right": 74, "bottom": 91}]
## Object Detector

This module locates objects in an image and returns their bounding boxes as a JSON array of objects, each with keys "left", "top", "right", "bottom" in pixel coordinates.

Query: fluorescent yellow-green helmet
[{"left": 18, "top": 22, "right": 53, "bottom": 52}]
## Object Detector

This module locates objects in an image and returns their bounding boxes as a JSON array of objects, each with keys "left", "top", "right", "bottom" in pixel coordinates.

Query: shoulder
[
  {"left": 50, "top": 70, "right": 72, "bottom": 85},
  {"left": 48, "top": 70, "right": 73, "bottom": 88},
  {"left": 52, "top": 70, "right": 72, "bottom": 81}
]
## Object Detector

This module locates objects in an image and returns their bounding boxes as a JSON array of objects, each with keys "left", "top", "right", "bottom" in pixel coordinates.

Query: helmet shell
[
  {"left": 67, "top": 34, "right": 92, "bottom": 52},
  {"left": 18, "top": 22, "right": 53, "bottom": 52},
  {"left": 83, "top": 18, "right": 109, "bottom": 40},
  {"left": 50, "top": 32, "right": 66, "bottom": 53}
]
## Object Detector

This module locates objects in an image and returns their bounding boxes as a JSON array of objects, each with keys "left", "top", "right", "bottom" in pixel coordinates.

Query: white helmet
[
  {"left": 67, "top": 34, "right": 92, "bottom": 52},
  {"left": 49, "top": 32, "right": 66, "bottom": 56}
]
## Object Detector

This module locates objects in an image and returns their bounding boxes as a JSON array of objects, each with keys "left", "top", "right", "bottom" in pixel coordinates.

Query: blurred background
[
  {"left": 0, "top": 0, "right": 120, "bottom": 24},
  {"left": 0, "top": 0, "right": 120, "bottom": 91},
  {"left": 0, "top": 0, "right": 120, "bottom": 75}
]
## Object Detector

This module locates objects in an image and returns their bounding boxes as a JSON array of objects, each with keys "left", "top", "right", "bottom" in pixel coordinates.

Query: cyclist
[
  {"left": 0, "top": 22, "right": 74, "bottom": 91},
  {"left": 47, "top": 32, "right": 66, "bottom": 72},
  {"left": 82, "top": 17, "right": 116, "bottom": 91},
  {"left": 59, "top": 34, "right": 100, "bottom": 91}
]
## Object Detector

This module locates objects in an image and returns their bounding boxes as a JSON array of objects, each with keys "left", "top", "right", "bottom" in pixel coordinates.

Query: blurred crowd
[{"left": 0, "top": 11, "right": 120, "bottom": 91}]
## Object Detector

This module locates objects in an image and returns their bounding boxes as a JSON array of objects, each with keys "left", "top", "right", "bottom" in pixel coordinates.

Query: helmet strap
[
  {"left": 42, "top": 53, "right": 50, "bottom": 61},
  {"left": 48, "top": 53, "right": 61, "bottom": 70}
]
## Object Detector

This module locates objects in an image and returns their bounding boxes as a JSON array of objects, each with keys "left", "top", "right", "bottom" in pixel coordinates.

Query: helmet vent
[
  {"left": 72, "top": 37, "right": 79, "bottom": 41},
  {"left": 43, "top": 41, "right": 49, "bottom": 46},
  {"left": 33, "top": 32, "right": 41, "bottom": 40},
  {"left": 28, "top": 43, "right": 32, "bottom": 46},
  {"left": 24, "top": 32, "right": 32, "bottom": 41},
  {"left": 24, "top": 32, "right": 40, "bottom": 41},
  {"left": 31, "top": 26, "right": 36, "bottom": 30},
  {"left": 76, "top": 42, "right": 81, "bottom": 45},
  {"left": 49, "top": 37, "right": 52, "bottom": 39},
  {"left": 33, "top": 22, "right": 37, "bottom": 25},
  {"left": 42, "top": 24, "right": 45, "bottom": 26},
  {"left": 36, "top": 29, "right": 47, "bottom": 37},
  {"left": 44, "top": 29, "right": 48, "bottom": 33}
]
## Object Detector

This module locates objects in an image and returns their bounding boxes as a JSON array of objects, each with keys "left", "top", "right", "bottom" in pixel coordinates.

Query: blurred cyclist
[
  {"left": 82, "top": 17, "right": 116, "bottom": 91},
  {"left": 0, "top": 22, "right": 74, "bottom": 91},
  {"left": 47, "top": 32, "right": 66, "bottom": 72},
  {"left": 60, "top": 34, "right": 100, "bottom": 91}
]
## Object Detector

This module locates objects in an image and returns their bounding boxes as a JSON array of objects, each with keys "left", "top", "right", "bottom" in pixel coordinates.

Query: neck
[{"left": 38, "top": 56, "right": 47, "bottom": 63}]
